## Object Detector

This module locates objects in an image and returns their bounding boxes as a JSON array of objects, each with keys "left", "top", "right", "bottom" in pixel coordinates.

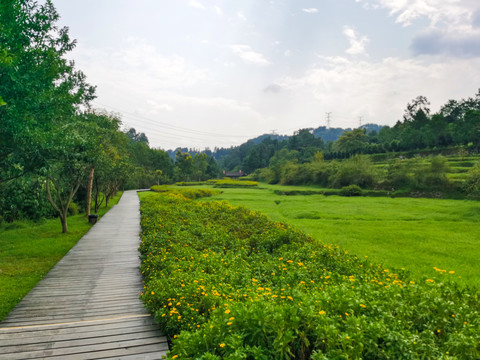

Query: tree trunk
[
  {"left": 60, "top": 212, "right": 68, "bottom": 233},
  {"left": 86, "top": 167, "right": 95, "bottom": 216}
]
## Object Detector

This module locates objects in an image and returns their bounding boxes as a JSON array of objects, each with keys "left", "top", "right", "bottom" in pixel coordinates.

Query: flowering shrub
[
  {"left": 139, "top": 191, "right": 480, "bottom": 359},
  {"left": 212, "top": 179, "right": 259, "bottom": 188},
  {"left": 150, "top": 185, "right": 220, "bottom": 199}
]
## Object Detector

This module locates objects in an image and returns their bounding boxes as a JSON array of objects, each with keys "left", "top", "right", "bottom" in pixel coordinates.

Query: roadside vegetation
[{"left": 139, "top": 189, "right": 480, "bottom": 359}]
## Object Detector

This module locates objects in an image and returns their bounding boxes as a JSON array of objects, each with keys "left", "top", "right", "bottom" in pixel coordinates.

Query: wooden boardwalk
[{"left": 0, "top": 191, "right": 168, "bottom": 359}]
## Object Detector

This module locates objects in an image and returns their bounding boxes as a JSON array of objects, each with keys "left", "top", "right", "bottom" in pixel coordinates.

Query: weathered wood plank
[{"left": 0, "top": 191, "right": 168, "bottom": 358}]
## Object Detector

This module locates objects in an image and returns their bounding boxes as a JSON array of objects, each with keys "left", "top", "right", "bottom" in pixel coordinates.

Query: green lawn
[
  {"left": 201, "top": 184, "right": 480, "bottom": 288},
  {"left": 0, "top": 192, "right": 123, "bottom": 321}
]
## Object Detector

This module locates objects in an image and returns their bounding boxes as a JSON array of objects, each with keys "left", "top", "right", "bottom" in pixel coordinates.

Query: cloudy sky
[{"left": 53, "top": 0, "right": 480, "bottom": 150}]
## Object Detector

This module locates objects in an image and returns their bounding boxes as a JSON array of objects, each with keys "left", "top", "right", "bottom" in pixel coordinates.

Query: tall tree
[{"left": 0, "top": 0, "right": 95, "bottom": 184}]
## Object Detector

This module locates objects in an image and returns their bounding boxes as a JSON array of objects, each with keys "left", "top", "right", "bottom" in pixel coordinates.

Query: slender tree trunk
[
  {"left": 60, "top": 212, "right": 68, "bottom": 233},
  {"left": 86, "top": 167, "right": 95, "bottom": 216}
]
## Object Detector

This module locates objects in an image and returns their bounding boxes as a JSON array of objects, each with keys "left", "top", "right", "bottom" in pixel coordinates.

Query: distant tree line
[
  {"left": 0, "top": 0, "right": 218, "bottom": 230},
  {"left": 215, "top": 92, "right": 480, "bottom": 174}
]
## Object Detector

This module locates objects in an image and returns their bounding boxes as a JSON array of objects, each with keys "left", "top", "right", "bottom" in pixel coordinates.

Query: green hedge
[
  {"left": 213, "top": 179, "right": 259, "bottom": 188},
  {"left": 150, "top": 185, "right": 220, "bottom": 199},
  {"left": 139, "top": 192, "right": 480, "bottom": 359}
]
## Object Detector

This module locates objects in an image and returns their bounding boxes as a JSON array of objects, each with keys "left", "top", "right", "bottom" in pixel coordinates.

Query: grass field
[
  {"left": 0, "top": 192, "right": 123, "bottom": 321},
  {"left": 196, "top": 184, "right": 480, "bottom": 288}
]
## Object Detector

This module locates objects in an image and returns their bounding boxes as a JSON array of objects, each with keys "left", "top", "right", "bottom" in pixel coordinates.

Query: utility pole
[
  {"left": 325, "top": 112, "right": 332, "bottom": 129},
  {"left": 358, "top": 116, "right": 363, "bottom": 128}
]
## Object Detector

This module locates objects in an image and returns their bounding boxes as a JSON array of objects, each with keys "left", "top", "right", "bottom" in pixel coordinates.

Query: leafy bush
[
  {"left": 252, "top": 168, "right": 276, "bottom": 184},
  {"left": 0, "top": 176, "right": 56, "bottom": 222},
  {"left": 329, "top": 155, "right": 377, "bottom": 189},
  {"left": 340, "top": 185, "right": 363, "bottom": 196},
  {"left": 139, "top": 192, "right": 480, "bottom": 359},
  {"left": 67, "top": 202, "right": 79, "bottom": 216},
  {"left": 463, "top": 162, "right": 480, "bottom": 199}
]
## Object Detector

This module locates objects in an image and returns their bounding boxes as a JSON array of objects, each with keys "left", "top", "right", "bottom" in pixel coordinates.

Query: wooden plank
[
  {"left": 0, "top": 325, "right": 162, "bottom": 346},
  {"left": 0, "top": 339, "right": 169, "bottom": 360},
  {"left": 0, "top": 316, "right": 158, "bottom": 338},
  {"left": 0, "top": 191, "right": 168, "bottom": 359}
]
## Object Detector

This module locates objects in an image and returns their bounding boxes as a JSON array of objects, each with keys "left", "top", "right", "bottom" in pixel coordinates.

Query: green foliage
[
  {"left": 140, "top": 192, "right": 480, "bottom": 359},
  {"left": 340, "top": 185, "right": 363, "bottom": 196},
  {"left": 253, "top": 167, "right": 276, "bottom": 184},
  {"left": 333, "top": 128, "right": 369, "bottom": 154},
  {"left": 0, "top": 176, "right": 55, "bottom": 222},
  {"left": 67, "top": 202, "right": 79, "bottom": 216},
  {"left": 329, "top": 155, "right": 377, "bottom": 189},
  {"left": 150, "top": 185, "right": 220, "bottom": 199},
  {"left": 213, "top": 179, "right": 258, "bottom": 188},
  {"left": 176, "top": 181, "right": 209, "bottom": 186},
  {"left": 463, "top": 163, "right": 480, "bottom": 199},
  {"left": 0, "top": 0, "right": 95, "bottom": 184}
]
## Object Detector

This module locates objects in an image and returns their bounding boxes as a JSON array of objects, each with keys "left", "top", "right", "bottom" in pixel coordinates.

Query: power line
[{"left": 93, "top": 101, "right": 257, "bottom": 139}]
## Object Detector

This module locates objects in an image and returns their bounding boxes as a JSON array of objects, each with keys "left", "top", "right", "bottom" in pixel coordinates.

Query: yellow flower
[
  {"left": 360, "top": 304, "right": 366, "bottom": 308},
  {"left": 227, "top": 322, "right": 232, "bottom": 325},
  {"left": 229, "top": 317, "right": 235, "bottom": 320},
  {"left": 225, "top": 309, "right": 231, "bottom": 314},
  {"left": 172, "top": 355, "right": 178, "bottom": 359},
  {"left": 319, "top": 310, "right": 326, "bottom": 315},
  {"left": 151, "top": 291, "right": 155, "bottom": 295},
  {"left": 426, "top": 279, "right": 434, "bottom": 283},
  {"left": 220, "top": 343, "right": 226, "bottom": 348}
]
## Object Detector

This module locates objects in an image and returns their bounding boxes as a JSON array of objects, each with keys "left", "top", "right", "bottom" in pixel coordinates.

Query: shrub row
[
  {"left": 212, "top": 179, "right": 259, "bottom": 188},
  {"left": 150, "top": 185, "right": 220, "bottom": 199},
  {"left": 139, "top": 191, "right": 480, "bottom": 359}
]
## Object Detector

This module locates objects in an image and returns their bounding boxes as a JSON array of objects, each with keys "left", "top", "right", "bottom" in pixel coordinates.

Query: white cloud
[
  {"left": 188, "top": 0, "right": 206, "bottom": 10},
  {"left": 343, "top": 26, "right": 369, "bottom": 55},
  {"left": 277, "top": 55, "right": 480, "bottom": 127},
  {"left": 146, "top": 101, "right": 174, "bottom": 112},
  {"left": 230, "top": 45, "right": 271, "bottom": 66},
  {"left": 362, "top": 0, "right": 476, "bottom": 28},
  {"left": 302, "top": 8, "right": 319, "bottom": 13},
  {"left": 214, "top": 6, "right": 223, "bottom": 16},
  {"left": 237, "top": 12, "right": 247, "bottom": 22}
]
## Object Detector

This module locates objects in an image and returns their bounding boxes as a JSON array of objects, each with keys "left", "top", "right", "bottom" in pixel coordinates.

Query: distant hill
[
  {"left": 312, "top": 126, "right": 349, "bottom": 142},
  {"left": 167, "top": 124, "right": 383, "bottom": 160},
  {"left": 249, "top": 133, "right": 290, "bottom": 144},
  {"left": 360, "top": 123, "right": 383, "bottom": 133}
]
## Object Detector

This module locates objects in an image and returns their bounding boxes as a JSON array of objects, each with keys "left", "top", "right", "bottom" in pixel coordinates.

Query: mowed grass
[
  {"left": 204, "top": 184, "right": 480, "bottom": 288},
  {"left": 0, "top": 192, "right": 123, "bottom": 321}
]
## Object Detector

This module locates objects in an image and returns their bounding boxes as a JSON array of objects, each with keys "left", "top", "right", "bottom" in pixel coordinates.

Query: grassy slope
[
  {"left": 204, "top": 184, "right": 480, "bottom": 288},
  {"left": 0, "top": 192, "right": 123, "bottom": 321}
]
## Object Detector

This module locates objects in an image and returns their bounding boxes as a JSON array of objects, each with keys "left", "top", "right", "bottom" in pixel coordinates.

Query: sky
[{"left": 53, "top": 0, "right": 480, "bottom": 150}]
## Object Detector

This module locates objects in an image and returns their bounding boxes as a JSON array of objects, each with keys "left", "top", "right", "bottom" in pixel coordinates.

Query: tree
[
  {"left": 0, "top": 0, "right": 95, "bottom": 184},
  {"left": 45, "top": 120, "right": 93, "bottom": 233},
  {"left": 126, "top": 128, "right": 149, "bottom": 145},
  {"left": 403, "top": 96, "right": 431, "bottom": 129},
  {"left": 333, "top": 129, "right": 368, "bottom": 154},
  {"left": 175, "top": 151, "right": 194, "bottom": 181}
]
